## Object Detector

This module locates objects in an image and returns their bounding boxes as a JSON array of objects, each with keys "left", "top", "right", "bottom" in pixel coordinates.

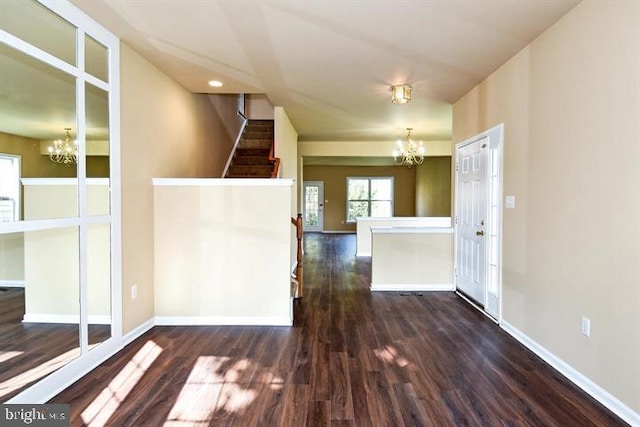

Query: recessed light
[{"left": 208, "top": 80, "right": 223, "bottom": 88}]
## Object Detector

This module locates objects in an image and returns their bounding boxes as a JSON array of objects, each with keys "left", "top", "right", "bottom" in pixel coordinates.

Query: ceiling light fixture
[
  {"left": 393, "top": 128, "right": 424, "bottom": 167},
  {"left": 48, "top": 128, "right": 77, "bottom": 166},
  {"left": 391, "top": 84, "right": 411, "bottom": 104},
  {"left": 208, "top": 80, "right": 223, "bottom": 87}
]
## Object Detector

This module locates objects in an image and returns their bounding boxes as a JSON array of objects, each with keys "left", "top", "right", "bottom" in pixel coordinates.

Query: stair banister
[{"left": 221, "top": 111, "right": 249, "bottom": 178}]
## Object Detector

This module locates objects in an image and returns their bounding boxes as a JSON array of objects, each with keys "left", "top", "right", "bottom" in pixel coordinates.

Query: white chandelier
[
  {"left": 393, "top": 128, "right": 424, "bottom": 167},
  {"left": 48, "top": 128, "right": 77, "bottom": 165}
]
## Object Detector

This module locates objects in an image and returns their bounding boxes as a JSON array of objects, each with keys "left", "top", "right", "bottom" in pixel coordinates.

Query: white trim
[
  {"left": 152, "top": 178, "right": 295, "bottom": 187},
  {"left": 370, "top": 226, "right": 454, "bottom": 234},
  {"left": 370, "top": 283, "right": 454, "bottom": 292},
  {"left": 23, "top": 314, "right": 111, "bottom": 325},
  {"left": 0, "top": 280, "right": 25, "bottom": 287},
  {"left": 320, "top": 230, "right": 355, "bottom": 234},
  {"left": 154, "top": 316, "right": 293, "bottom": 327},
  {"left": 20, "top": 178, "right": 109, "bottom": 186},
  {"left": 121, "top": 318, "right": 155, "bottom": 347},
  {"left": 501, "top": 321, "right": 640, "bottom": 427},
  {"left": 358, "top": 216, "right": 451, "bottom": 224}
]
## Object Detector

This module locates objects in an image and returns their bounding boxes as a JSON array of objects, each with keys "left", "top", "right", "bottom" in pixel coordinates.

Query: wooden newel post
[{"left": 295, "top": 213, "right": 304, "bottom": 297}]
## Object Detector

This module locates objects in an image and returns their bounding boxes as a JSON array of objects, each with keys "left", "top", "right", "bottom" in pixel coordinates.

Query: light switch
[{"left": 505, "top": 195, "right": 516, "bottom": 209}]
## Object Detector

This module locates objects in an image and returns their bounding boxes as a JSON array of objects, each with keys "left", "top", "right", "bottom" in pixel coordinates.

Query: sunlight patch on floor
[
  {"left": 80, "top": 340, "right": 162, "bottom": 426},
  {"left": 0, "top": 350, "right": 23, "bottom": 363},
  {"left": 0, "top": 347, "right": 80, "bottom": 399},
  {"left": 373, "top": 345, "right": 409, "bottom": 368},
  {"left": 163, "top": 356, "right": 259, "bottom": 427}
]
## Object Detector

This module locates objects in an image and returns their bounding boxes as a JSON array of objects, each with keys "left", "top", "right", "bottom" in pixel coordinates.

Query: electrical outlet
[
  {"left": 581, "top": 316, "right": 591, "bottom": 337},
  {"left": 131, "top": 285, "right": 138, "bottom": 300}
]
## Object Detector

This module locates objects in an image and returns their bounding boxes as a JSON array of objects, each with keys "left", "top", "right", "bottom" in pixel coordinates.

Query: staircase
[{"left": 226, "top": 119, "right": 277, "bottom": 178}]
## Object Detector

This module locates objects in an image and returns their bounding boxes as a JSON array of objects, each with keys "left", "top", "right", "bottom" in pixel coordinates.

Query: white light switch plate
[{"left": 505, "top": 195, "right": 516, "bottom": 209}]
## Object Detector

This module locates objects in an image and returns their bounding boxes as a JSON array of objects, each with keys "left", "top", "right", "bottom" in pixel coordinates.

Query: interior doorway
[{"left": 454, "top": 124, "right": 503, "bottom": 320}]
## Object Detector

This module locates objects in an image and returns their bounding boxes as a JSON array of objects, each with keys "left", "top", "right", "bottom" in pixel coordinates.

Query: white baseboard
[
  {"left": 121, "top": 318, "right": 155, "bottom": 347},
  {"left": 356, "top": 251, "right": 371, "bottom": 257},
  {"left": 0, "top": 280, "right": 25, "bottom": 287},
  {"left": 154, "top": 315, "right": 293, "bottom": 326},
  {"left": 23, "top": 313, "right": 111, "bottom": 324},
  {"left": 501, "top": 321, "right": 640, "bottom": 427},
  {"left": 370, "top": 283, "right": 454, "bottom": 292}
]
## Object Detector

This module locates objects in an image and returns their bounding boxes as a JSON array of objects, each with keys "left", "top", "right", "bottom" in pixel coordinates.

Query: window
[{"left": 346, "top": 177, "right": 393, "bottom": 222}]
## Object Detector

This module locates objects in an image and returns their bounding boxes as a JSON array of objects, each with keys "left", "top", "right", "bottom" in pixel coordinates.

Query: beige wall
[
  {"left": 303, "top": 165, "right": 416, "bottom": 232},
  {"left": 246, "top": 94, "right": 274, "bottom": 120},
  {"left": 119, "top": 43, "right": 235, "bottom": 334},
  {"left": 453, "top": 1, "right": 640, "bottom": 415},
  {"left": 415, "top": 157, "right": 452, "bottom": 217}
]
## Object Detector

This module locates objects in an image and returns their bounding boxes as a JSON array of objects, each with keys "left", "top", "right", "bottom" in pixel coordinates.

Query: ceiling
[{"left": 71, "top": 0, "right": 580, "bottom": 143}]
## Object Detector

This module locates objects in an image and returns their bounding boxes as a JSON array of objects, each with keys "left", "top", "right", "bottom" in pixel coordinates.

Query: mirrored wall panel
[
  {"left": 0, "top": 228, "right": 80, "bottom": 401},
  {"left": 87, "top": 223, "right": 111, "bottom": 348},
  {"left": 0, "top": 0, "right": 76, "bottom": 66},
  {"left": 85, "top": 35, "right": 108, "bottom": 83},
  {"left": 0, "top": 42, "right": 78, "bottom": 221}
]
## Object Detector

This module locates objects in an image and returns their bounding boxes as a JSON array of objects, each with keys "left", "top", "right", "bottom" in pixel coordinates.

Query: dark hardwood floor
[
  {"left": 51, "top": 234, "right": 627, "bottom": 426},
  {"left": 0, "top": 288, "right": 111, "bottom": 401}
]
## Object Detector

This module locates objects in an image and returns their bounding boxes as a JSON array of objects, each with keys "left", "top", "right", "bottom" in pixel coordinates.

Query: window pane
[
  {"left": 371, "top": 201, "right": 392, "bottom": 217},
  {"left": 348, "top": 179, "right": 369, "bottom": 201},
  {"left": 348, "top": 201, "right": 369, "bottom": 222},
  {"left": 371, "top": 179, "right": 392, "bottom": 200}
]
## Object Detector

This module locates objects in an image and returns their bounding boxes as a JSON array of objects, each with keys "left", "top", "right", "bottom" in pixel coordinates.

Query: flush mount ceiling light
[
  {"left": 390, "top": 84, "right": 411, "bottom": 104},
  {"left": 208, "top": 80, "right": 223, "bottom": 87}
]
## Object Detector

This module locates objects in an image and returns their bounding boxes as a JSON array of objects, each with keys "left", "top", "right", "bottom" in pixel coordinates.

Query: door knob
[{"left": 476, "top": 230, "right": 484, "bottom": 236}]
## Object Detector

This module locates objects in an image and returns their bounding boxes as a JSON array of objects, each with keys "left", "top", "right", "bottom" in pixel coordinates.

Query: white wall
[
  {"left": 153, "top": 179, "right": 294, "bottom": 325},
  {"left": 370, "top": 228, "right": 454, "bottom": 291}
]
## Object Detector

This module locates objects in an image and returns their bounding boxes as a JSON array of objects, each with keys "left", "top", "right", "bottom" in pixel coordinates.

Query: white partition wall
[
  {"left": 153, "top": 178, "right": 294, "bottom": 325},
  {"left": 356, "top": 216, "right": 451, "bottom": 256},
  {"left": 370, "top": 227, "right": 454, "bottom": 292}
]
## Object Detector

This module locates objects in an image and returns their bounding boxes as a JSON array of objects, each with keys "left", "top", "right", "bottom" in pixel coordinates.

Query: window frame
[
  {"left": 345, "top": 176, "right": 394, "bottom": 223},
  {"left": 0, "top": 153, "right": 21, "bottom": 222}
]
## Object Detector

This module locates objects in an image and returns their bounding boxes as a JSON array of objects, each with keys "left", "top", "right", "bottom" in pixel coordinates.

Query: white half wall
[{"left": 153, "top": 179, "right": 294, "bottom": 324}]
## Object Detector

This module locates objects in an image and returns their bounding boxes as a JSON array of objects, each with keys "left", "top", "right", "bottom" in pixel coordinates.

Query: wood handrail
[
  {"left": 291, "top": 213, "right": 303, "bottom": 298},
  {"left": 269, "top": 142, "right": 280, "bottom": 178}
]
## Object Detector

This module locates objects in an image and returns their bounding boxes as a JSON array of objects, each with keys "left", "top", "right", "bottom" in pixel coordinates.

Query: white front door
[
  {"left": 454, "top": 124, "right": 503, "bottom": 320},
  {"left": 303, "top": 181, "right": 324, "bottom": 232},
  {"left": 455, "top": 137, "right": 489, "bottom": 305}
]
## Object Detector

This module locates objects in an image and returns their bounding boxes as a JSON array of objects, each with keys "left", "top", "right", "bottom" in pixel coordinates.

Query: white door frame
[
  {"left": 303, "top": 181, "right": 324, "bottom": 232},
  {"left": 454, "top": 124, "right": 504, "bottom": 321}
]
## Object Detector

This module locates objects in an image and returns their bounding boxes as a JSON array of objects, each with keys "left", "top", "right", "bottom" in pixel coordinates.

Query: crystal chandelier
[
  {"left": 48, "top": 128, "right": 77, "bottom": 165},
  {"left": 393, "top": 128, "right": 424, "bottom": 167}
]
